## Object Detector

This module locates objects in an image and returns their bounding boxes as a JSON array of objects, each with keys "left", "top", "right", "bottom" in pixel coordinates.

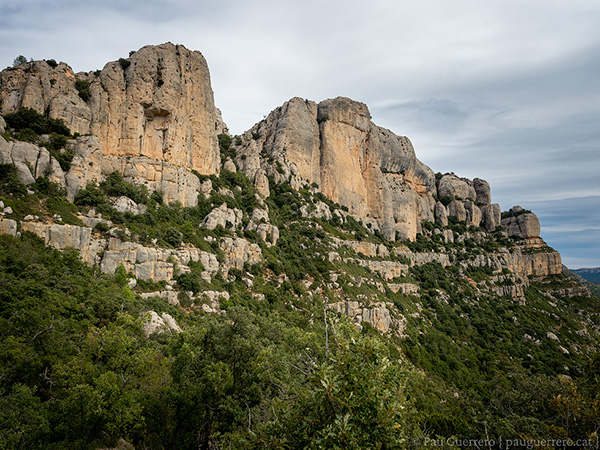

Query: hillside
[
  {"left": 573, "top": 268, "right": 600, "bottom": 284},
  {"left": 1, "top": 44, "right": 599, "bottom": 450}
]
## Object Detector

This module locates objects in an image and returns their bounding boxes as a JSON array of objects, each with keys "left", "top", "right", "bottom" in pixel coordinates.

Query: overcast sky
[{"left": 1, "top": 0, "right": 599, "bottom": 268}]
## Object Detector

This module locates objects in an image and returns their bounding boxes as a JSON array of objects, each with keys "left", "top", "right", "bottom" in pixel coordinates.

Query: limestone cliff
[
  {"left": 0, "top": 45, "right": 561, "bottom": 279},
  {"left": 234, "top": 97, "right": 437, "bottom": 241},
  {"left": 0, "top": 43, "right": 221, "bottom": 203}
]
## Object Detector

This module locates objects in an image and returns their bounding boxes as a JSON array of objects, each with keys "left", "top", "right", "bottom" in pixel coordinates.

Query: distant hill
[{"left": 572, "top": 267, "right": 600, "bottom": 283}]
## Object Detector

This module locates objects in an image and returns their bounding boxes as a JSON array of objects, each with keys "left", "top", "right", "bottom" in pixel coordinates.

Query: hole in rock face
[{"left": 144, "top": 105, "right": 171, "bottom": 119}]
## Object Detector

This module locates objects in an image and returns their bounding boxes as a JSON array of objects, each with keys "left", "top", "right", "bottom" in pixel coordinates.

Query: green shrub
[
  {"left": 74, "top": 183, "right": 106, "bottom": 206},
  {"left": 93, "top": 222, "right": 109, "bottom": 233},
  {"left": 12, "top": 55, "right": 27, "bottom": 67},
  {"left": 118, "top": 58, "right": 131, "bottom": 71},
  {"left": 74, "top": 79, "right": 91, "bottom": 102},
  {"left": 100, "top": 171, "right": 148, "bottom": 204},
  {"left": 3, "top": 107, "right": 71, "bottom": 136},
  {"left": 45, "top": 59, "right": 58, "bottom": 68},
  {"left": 0, "top": 164, "right": 27, "bottom": 195},
  {"left": 218, "top": 133, "right": 236, "bottom": 161},
  {"left": 33, "top": 177, "right": 66, "bottom": 197}
]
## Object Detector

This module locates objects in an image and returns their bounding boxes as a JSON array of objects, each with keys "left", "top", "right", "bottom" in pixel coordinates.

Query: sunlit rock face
[
  {"left": 0, "top": 43, "right": 222, "bottom": 206},
  {"left": 235, "top": 96, "right": 437, "bottom": 241}
]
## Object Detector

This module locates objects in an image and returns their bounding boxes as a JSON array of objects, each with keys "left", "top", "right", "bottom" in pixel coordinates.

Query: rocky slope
[
  {"left": 0, "top": 42, "right": 584, "bottom": 332},
  {"left": 1, "top": 44, "right": 599, "bottom": 450}
]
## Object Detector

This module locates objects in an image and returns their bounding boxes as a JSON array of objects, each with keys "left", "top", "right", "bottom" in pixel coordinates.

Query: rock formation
[
  {"left": 0, "top": 137, "right": 65, "bottom": 185},
  {"left": 0, "top": 43, "right": 221, "bottom": 205},
  {"left": 0, "top": 43, "right": 221, "bottom": 174},
  {"left": 0, "top": 43, "right": 564, "bottom": 294},
  {"left": 1, "top": 45, "right": 512, "bottom": 241},
  {"left": 234, "top": 97, "right": 437, "bottom": 241},
  {"left": 501, "top": 206, "right": 541, "bottom": 239}
]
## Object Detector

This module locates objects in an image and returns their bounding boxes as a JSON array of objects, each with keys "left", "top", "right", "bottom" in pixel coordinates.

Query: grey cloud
[{"left": 514, "top": 196, "right": 600, "bottom": 269}]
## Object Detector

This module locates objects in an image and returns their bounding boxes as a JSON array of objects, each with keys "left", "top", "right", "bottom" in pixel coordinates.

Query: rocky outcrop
[
  {"left": 64, "top": 136, "right": 204, "bottom": 206},
  {"left": 219, "top": 237, "right": 262, "bottom": 271},
  {"left": 20, "top": 221, "right": 92, "bottom": 250},
  {"left": 0, "top": 43, "right": 220, "bottom": 177},
  {"left": 388, "top": 282, "right": 420, "bottom": 296},
  {"left": 481, "top": 204, "right": 501, "bottom": 231},
  {"left": 0, "top": 137, "right": 65, "bottom": 185},
  {"left": 235, "top": 97, "right": 436, "bottom": 241},
  {"left": 434, "top": 202, "right": 448, "bottom": 226},
  {"left": 0, "top": 218, "right": 17, "bottom": 236},
  {"left": 246, "top": 208, "right": 279, "bottom": 245},
  {"left": 437, "top": 174, "right": 476, "bottom": 201},
  {"left": 473, "top": 178, "right": 491, "bottom": 206},
  {"left": 468, "top": 247, "right": 562, "bottom": 279},
  {"left": 142, "top": 311, "right": 181, "bottom": 337},
  {"left": 140, "top": 290, "right": 180, "bottom": 306},
  {"left": 501, "top": 206, "right": 541, "bottom": 239},
  {"left": 357, "top": 260, "right": 409, "bottom": 280},
  {"left": 203, "top": 203, "right": 242, "bottom": 230},
  {"left": 433, "top": 174, "right": 502, "bottom": 230},
  {"left": 300, "top": 200, "right": 334, "bottom": 221},
  {"left": 329, "top": 300, "right": 406, "bottom": 336},
  {"left": 331, "top": 237, "right": 389, "bottom": 258},
  {"left": 15, "top": 220, "right": 222, "bottom": 282},
  {"left": 112, "top": 196, "right": 147, "bottom": 215}
]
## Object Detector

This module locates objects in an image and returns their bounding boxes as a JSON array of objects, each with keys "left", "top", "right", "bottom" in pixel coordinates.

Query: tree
[
  {"left": 252, "top": 320, "right": 424, "bottom": 449},
  {"left": 13, "top": 55, "right": 28, "bottom": 67}
]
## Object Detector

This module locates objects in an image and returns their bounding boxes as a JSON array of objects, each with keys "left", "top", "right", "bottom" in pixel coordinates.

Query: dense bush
[
  {"left": 100, "top": 171, "right": 149, "bottom": 205},
  {"left": 118, "top": 58, "right": 131, "bottom": 71},
  {"left": 3, "top": 107, "right": 71, "bottom": 136},
  {"left": 74, "top": 79, "right": 91, "bottom": 102},
  {"left": 74, "top": 182, "right": 106, "bottom": 206}
]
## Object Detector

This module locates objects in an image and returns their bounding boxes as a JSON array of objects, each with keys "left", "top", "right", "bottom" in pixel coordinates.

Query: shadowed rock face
[{"left": 0, "top": 43, "right": 221, "bottom": 176}]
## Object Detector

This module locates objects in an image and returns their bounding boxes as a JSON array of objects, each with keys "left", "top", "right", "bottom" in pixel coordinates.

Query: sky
[{"left": 1, "top": 0, "right": 599, "bottom": 268}]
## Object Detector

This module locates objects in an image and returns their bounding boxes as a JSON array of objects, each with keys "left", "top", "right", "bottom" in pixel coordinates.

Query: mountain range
[{"left": 0, "top": 43, "right": 598, "bottom": 449}]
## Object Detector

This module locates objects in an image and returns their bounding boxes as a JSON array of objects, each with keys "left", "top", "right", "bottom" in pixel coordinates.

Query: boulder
[
  {"left": 501, "top": 206, "right": 541, "bottom": 239},
  {"left": 437, "top": 174, "right": 476, "bottom": 201},
  {"left": 203, "top": 203, "right": 242, "bottom": 230}
]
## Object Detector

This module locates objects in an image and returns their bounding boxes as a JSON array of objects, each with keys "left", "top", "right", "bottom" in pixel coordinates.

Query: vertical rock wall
[
  {"left": 235, "top": 97, "right": 437, "bottom": 241},
  {"left": 0, "top": 43, "right": 221, "bottom": 177}
]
